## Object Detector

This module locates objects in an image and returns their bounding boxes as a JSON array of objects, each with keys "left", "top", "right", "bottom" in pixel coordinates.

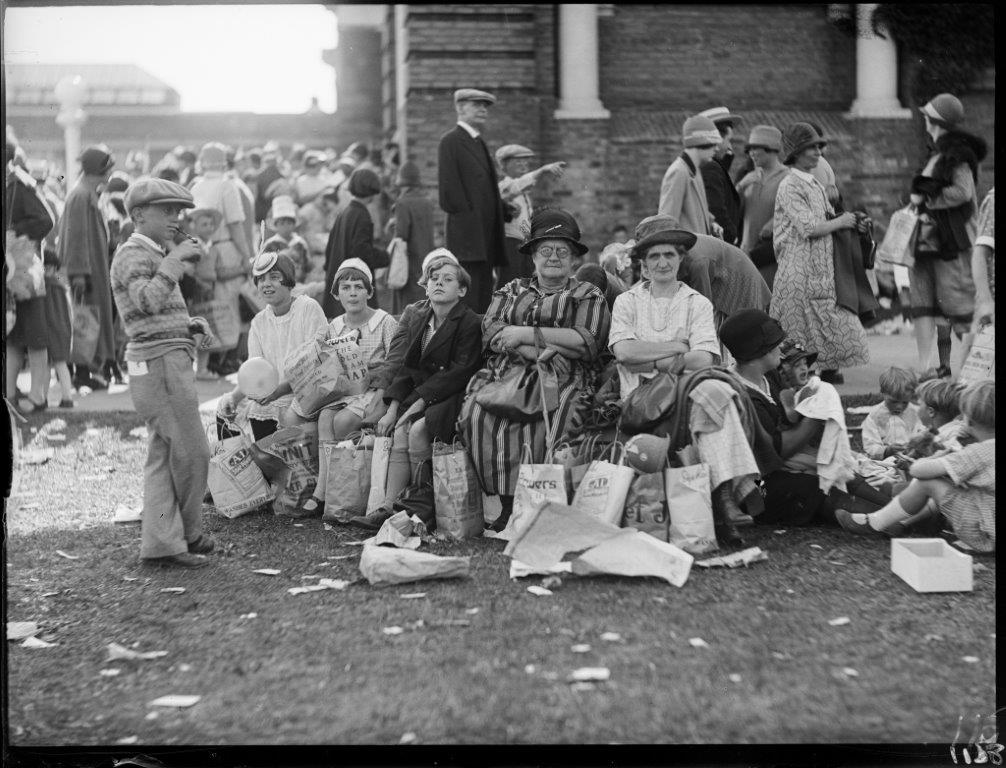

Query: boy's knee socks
[{"left": 316, "top": 441, "right": 335, "bottom": 500}]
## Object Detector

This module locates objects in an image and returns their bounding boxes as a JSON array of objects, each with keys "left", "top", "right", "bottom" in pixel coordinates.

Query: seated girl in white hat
[{"left": 298, "top": 258, "right": 398, "bottom": 517}]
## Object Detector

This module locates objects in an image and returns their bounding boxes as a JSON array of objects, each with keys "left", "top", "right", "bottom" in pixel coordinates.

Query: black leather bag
[
  {"left": 475, "top": 327, "right": 559, "bottom": 422},
  {"left": 392, "top": 459, "right": 435, "bottom": 526},
  {"left": 619, "top": 370, "right": 680, "bottom": 433}
]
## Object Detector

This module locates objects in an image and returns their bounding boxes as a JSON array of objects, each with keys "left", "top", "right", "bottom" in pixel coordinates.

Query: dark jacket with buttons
[{"left": 384, "top": 300, "right": 484, "bottom": 441}]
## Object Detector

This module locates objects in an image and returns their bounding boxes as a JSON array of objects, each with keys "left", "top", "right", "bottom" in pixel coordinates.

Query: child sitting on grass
[
  {"left": 910, "top": 378, "right": 967, "bottom": 455},
  {"left": 837, "top": 379, "right": 995, "bottom": 552},
  {"left": 860, "top": 366, "right": 926, "bottom": 459},
  {"left": 298, "top": 258, "right": 397, "bottom": 517}
]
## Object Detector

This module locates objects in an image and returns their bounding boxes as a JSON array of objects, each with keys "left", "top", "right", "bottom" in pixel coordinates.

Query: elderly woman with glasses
[
  {"left": 459, "top": 209, "right": 611, "bottom": 529},
  {"left": 608, "top": 215, "right": 720, "bottom": 400}
]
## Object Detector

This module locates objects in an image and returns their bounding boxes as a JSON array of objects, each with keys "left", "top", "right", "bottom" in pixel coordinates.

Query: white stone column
[
  {"left": 555, "top": 4, "right": 610, "bottom": 120},
  {"left": 54, "top": 75, "right": 87, "bottom": 181},
  {"left": 848, "top": 3, "right": 911, "bottom": 118},
  {"left": 394, "top": 4, "right": 409, "bottom": 151}
]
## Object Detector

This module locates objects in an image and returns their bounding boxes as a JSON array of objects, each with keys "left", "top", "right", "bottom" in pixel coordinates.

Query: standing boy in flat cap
[
  {"left": 437, "top": 88, "right": 507, "bottom": 312},
  {"left": 659, "top": 116, "right": 724, "bottom": 239},
  {"left": 110, "top": 178, "right": 217, "bottom": 568},
  {"left": 698, "top": 106, "right": 743, "bottom": 245},
  {"left": 495, "top": 144, "right": 566, "bottom": 285}
]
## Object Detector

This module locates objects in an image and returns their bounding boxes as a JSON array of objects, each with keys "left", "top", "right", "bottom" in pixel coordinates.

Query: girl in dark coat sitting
[{"left": 351, "top": 249, "right": 484, "bottom": 529}]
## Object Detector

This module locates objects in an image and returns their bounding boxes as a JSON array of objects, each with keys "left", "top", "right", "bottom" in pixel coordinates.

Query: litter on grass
[
  {"left": 100, "top": 669, "right": 121, "bottom": 677},
  {"left": 21, "top": 448, "right": 55, "bottom": 465},
  {"left": 55, "top": 550, "right": 80, "bottom": 560},
  {"left": 45, "top": 434, "right": 66, "bottom": 442},
  {"left": 22, "top": 636, "right": 55, "bottom": 648},
  {"left": 327, "top": 554, "right": 356, "bottom": 561},
  {"left": 571, "top": 644, "right": 591, "bottom": 653},
  {"left": 148, "top": 695, "right": 201, "bottom": 708},
  {"left": 569, "top": 667, "right": 610, "bottom": 682},
  {"left": 287, "top": 579, "right": 349, "bottom": 595},
  {"left": 371, "top": 511, "right": 423, "bottom": 550},
  {"left": 600, "top": 632, "right": 622, "bottom": 642},
  {"left": 696, "top": 547, "right": 768, "bottom": 568},
  {"left": 114, "top": 736, "right": 139, "bottom": 745},
  {"left": 113, "top": 504, "right": 143, "bottom": 523},
  {"left": 382, "top": 626, "right": 405, "bottom": 636},
  {"left": 924, "top": 634, "right": 943, "bottom": 642},
  {"left": 106, "top": 643, "right": 168, "bottom": 661},
  {"left": 524, "top": 664, "right": 536, "bottom": 674},
  {"left": 541, "top": 575, "right": 563, "bottom": 590},
  {"left": 526, "top": 586, "right": 553, "bottom": 596},
  {"left": 252, "top": 569, "right": 282, "bottom": 576},
  {"left": 689, "top": 637, "right": 709, "bottom": 648},
  {"left": 570, "top": 682, "right": 596, "bottom": 692},
  {"left": 465, "top": 607, "right": 480, "bottom": 615},
  {"left": 828, "top": 616, "right": 851, "bottom": 626},
  {"left": 809, "top": 544, "right": 824, "bottom": 550},
  {"left": 240, "top": 613, "right": 258, "bottom": 620},
  {"left": 962, "top": 656, "right": 980, "bottom": 664},
  {"left": 399, "top": 732, "right": 418, "bottom": 745},
  {"left": 728, "top": 673, "right": 742, "bottom": 683},
  {"left": 7, "top": 622, "right": 39, "bottom": 641},
  {"left": 129, "top": 427, "right": 149, "bottom": 439},
  {"left": 40, "top": 591, "right": 59, "bottom": 598},
  {"left": 400, "top": 593, "right": 427, "bottom": 599},
  {"left": 358, "top": 544, "right": 470, "bottom": 586},
  {"left": 842, "top": 667, "right": 859, "bottom": 677},
  {"left": 160, "top": 587, "right": 186, "bottom": 594}
]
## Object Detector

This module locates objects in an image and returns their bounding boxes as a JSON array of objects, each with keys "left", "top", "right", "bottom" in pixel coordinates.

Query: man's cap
[
  {"left": 453, "top": 88, "right": 496, "bottom": 105},
  {"left": 745, "top": 125, "right": 783, "bottom": 152},
  {"left": 699, "top": 106, "right": 743, "bottom": 126},
  {"left": 781, "top": 122, "right": 827, "bottom": 165},
  {"left": 79, "top": 146, "right": 115, "bottom": 176},
  {"left": 518, "top": 208, "right": 589, "bottom": 257},
  {"left": 779, "top": 338, "right": 819, "bottom": 367},
  {"left": 720, "top": 309, "right": 787, "bottom": 362},
  {"left": 682, "top": 115, "right": 722, "bottom": 148},
  {"left": 124, "top": 177, "right": 195, "bottom": 212},
  {"left": 630, "top": 214, "right": 697, "bottom": 260},
  {"left": 495, "top": 144, "right": 535, "bottom": 164},
  {"left": 187, "top": 207, "right": 224, "bottom": 230},
  {"left": 919, "top": 93, "right": 965, "bottom": 129}
]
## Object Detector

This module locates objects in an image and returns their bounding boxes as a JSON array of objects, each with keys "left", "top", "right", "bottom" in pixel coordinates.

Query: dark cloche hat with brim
[
  {"left": 630, "top": 214, "right": 698, "bottom": 260},
  {"left": 518, "top": 208, "right": 589, "bottom": 256}
]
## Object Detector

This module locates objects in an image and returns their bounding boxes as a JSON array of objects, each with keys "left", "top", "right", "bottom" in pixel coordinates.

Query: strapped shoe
[{"left": 835, "top": 508, "right": 885, "bottom": 536}]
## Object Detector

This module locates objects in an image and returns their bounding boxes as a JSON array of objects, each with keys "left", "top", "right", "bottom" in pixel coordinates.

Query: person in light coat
[{"left": 658, "top": 115, "right": 724, "bottom": 239}]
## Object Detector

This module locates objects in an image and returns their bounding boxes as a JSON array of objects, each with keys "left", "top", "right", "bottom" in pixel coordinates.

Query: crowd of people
[{"left": 3, "top": 88, "right": 994, "bottom": 569}]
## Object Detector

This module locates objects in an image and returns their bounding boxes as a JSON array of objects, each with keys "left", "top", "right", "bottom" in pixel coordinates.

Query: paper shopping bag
[
  {"left": 365, "top": 435, "right": 393, "bottom": 514},
  {"left": 876, "top": 205, "right": 919, "bottom": 269},
  {"left": 495, "top": 444, "right": 567, "bottom": 542},
  {"left": 432, "top": 440, "right": 484, "bottom": 540},
  {"left": 958, "top": 324, "right": 994, "bottom": 385},
  {"left": 69, "top": 302, "right": 100, "bottom": 366},
  {"left": 664, "top": 462, "right": 717, "bottom": 555},
  {"left": 6, "top": 231, "right": 46, "bottom": 300},
  {"left": 321, "top": 433, "right": 373, "bottom": 523},
  {"left": 571, "top": 442, "right": 634, "bottom": 526},
  {"left": 387, "top": 236, "right": 409, "bottom": 290},
  {"left": 191, "top": 298, "right": 239, "bottom": 351},
  {"left": 208, "top": 429, "right": 273, "bottom": 518},
  {"left": 620, "top": 472, "right": 669, "bottom": 542},
  {"left": 253, "top": 423, "right": 320, "bottom": 518},
  {"left": 285, "top": 333, "right": 368, "bottom": 416}
]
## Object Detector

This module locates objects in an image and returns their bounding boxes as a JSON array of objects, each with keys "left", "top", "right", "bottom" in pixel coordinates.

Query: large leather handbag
[
  {"left": 619, "top": 369, "right": 681, "bottom": 434},
  {"left": 392, "top": 458, "right": 435, "bottom": 526},
  {"left": 474, "top": 327, "right": 559, "bottom": 422}
]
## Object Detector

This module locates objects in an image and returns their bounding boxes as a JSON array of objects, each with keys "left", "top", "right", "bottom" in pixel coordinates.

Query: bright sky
[{"left": 4, "top": 4, "right": 339, "bottom": 114}]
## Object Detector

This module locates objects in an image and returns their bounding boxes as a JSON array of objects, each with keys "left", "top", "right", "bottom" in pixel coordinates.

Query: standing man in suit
[
  {"left": 437, "top": 88, "right": 506, "bottom": 312},
  {"left": 658, "top": 115, "right": 724, "bottom": 239},
  {"left": 698, "top": 106, "right": 743, "bottom": 245}
]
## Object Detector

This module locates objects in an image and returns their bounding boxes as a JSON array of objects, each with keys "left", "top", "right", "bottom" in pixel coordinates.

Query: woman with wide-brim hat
[
  {"left": 907, "top": 93, "right": 987, "bottom": 377},
  {"left": 768, "top": 122, "right": 868, "bottom": 385},
  {"left": 458, "top": 208, "right": 611, "bottom": 530}
]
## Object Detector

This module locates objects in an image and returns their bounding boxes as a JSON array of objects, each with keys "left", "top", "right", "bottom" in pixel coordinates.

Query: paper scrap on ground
[
  {"left": 160, "top": 587, "right": 186, "bottom": 594},
  {"left": 100, "top": 669, "right": 121, "bottom": 677},
  {"left": 465, "top": 607, "right": 480, "bottom": 615},
  {"left": 571, "top": 644, "right": 591, "bottom": 653},
  {"left": 55, "top": 550, "right": 80, "bottom": 560},
  {"left": 107, "top": 643, "right": 168, "bottom": 661},
  {"left": 524, "top": 664, "right": 536, "bottom": 674},
  {"left": 399, "top": 732, "right": 418, "bottom": 745},
  {"left": 570, "top": 682, "right": 596, "bottom": 692},
  {"left": 327, "top": 554, "right": 355, "bottom": 561},
  {"left": 45, "top": 434, "right": 66, "bottom": 441},
  {"left": 7, "top": 622, "right": 39, "bottom": 641},
  {"left": 359, "top": 543, "right": 470, "bottom": 586},
  {"left": 148, "top": 695, "right": 200, "bottom": 708},
  {"left": 600, "top": 632, "right": 622, "bottom": 642},
  {"left": 696, "top": 547, "right": 768, "bottom": 568},
  {"left": 828, "top": 616, "right": 851, "bottom": 627},
  {"left": 506, "top": 501, "right": 693, "bottom": 587},
  {"left": 541, "top": 575, "right": 563, "bottom": 590},
  {"left": 240, "top": 613, "right": 258, "bottom": 620},
  {"left": 526, "top": 586, "right": 553, "bottom": 596},
  {"left": 372, "top": 511, "right": 423, "bottom": 550},
  {"left": 113, "top": 504, "right": 143, "bottom": 523},
  {"left": 114, "top": 736, "right": 139, "bottom": 745},
  {"left": 22, "top": 636, "right": 55, "bottom": 648},
  {"left": 509, "top": 559, "right": 572, "bottom": 579},
  {"left": 129, "top": 427, "right": 149, "bottom": 439},
  {"left": 21, "top": 448, "right": 55, "bottom": 465},
  {"left": 252, "top": 569, "right": 282, "bottom": 576},
  {"left": 962, "top": 656, "right": 980, "bottom": 664},
  {"left": 400, "top": 593, "right": 427, "bottom": 599},
  {"left": 689, "top": 637, "right": 709, "bottom": 648},
  {"left": 382, "top": 626, "right": 405, "bottom": 636},
  {"left": 841, "top": 667, "right": 859, "bottom": 677},
  {"left": 317, "top": 579, "right": 349, "bottom": 590},
  {"left": 287, "top": 585, "right": 327, "bottom": 595},
  {"left": 427, "top": 619, "right": 470, "bottom": 628},
  {"left": 809, "top": 544, "right": 824, "bottom": 550},
  {"left": 569, "top": 667, "right": 610, "bottom": 682},
  {"left": 728, "top": 673, "right": 742, "bottom": 683}
]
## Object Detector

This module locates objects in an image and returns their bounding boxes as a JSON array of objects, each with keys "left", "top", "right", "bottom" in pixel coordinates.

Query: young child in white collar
[{"left": 298, "top": 258, "right": 398, "bottom": 517}]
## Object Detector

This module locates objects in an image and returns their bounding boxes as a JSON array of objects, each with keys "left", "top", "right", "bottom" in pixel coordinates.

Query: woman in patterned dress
[
  {"left": 769, "top": 123, "right": 868, "bottom": 384},
  {"left": 459, "top": 209, "right": 610, "bottom": 529}
]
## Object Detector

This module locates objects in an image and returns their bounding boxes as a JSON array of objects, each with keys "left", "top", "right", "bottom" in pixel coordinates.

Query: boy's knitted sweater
[{"left": 110, "top": 232, "right": 196, "bottom": 362}]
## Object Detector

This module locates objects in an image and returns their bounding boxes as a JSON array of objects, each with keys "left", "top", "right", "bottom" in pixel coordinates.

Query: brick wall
[{"left": 598, "top": 4, "right": 856, "bottom": 111}]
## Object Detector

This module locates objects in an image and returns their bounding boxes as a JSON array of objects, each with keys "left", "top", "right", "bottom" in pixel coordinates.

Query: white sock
[{"left": 867, "top": 497, "right": 910, "bottom": 531}]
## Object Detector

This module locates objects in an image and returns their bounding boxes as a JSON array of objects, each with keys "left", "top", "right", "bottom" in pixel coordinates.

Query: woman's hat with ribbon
[
  {"left": 517, "top": 208, "right": 589, "bottom": 256},
  {"left": 781, "top": 122, "right": 827, "bottom": 165},
  {"left": 251, "top": 250, "right": 296, "bottom": 286},
  {"left": 630, "top": 214, "right": 698, "bottom": 261}
]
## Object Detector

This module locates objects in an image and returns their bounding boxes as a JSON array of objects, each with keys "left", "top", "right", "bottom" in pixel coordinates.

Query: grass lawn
[{"left": 4, "top": 405, "right": 996, "bottom": 745}]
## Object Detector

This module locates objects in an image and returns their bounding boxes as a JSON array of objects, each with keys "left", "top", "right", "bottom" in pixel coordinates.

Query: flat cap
[
  {"left": 495, "top": 144, "right": 535, "bottom": 164},
  {"left": 699, "top": 106, "right": 743, "bottom": 126},
  {"left": 124, "top": 177, "right": 196, "bottom": 213},
  {"left": 453, "top": 88, "right": 496, "bottom": 105}
]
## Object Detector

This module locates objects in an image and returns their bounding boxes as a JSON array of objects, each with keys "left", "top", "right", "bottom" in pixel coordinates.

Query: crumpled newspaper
[
  {"left": 370, "top": 511, "right": 424, "bottom": 550},
  {"left": 696, "top": 546, "right": 768, "bottom": 568}
]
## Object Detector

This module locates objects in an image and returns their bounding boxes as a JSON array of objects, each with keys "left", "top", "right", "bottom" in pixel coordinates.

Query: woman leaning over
[
  {"left": 769, "top": 122, "right": 868, "bottom": 385},
  {"left": 608, "top": 215, "right": 720, "bottom": 401},
  {"left": 459, "top": 209, "right": 611, "bottom": 530}
]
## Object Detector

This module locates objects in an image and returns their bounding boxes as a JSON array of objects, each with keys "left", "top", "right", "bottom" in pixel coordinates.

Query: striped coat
[{"left": 459, "top": 276, "right": 610, "bottom": 495}]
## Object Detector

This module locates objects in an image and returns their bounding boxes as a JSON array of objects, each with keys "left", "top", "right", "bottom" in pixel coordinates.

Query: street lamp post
[{"left": 54, "top": 75, "right": 87, "bottom": 183}]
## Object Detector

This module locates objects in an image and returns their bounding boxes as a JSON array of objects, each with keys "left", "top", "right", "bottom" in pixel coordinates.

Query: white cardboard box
[{"left": 891, "top": 538, "right": 973, "bottom": 593}]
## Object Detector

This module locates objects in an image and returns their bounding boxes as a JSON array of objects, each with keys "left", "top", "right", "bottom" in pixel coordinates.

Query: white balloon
[{"left": 237, "top": 357, "right": 279, "bottom": 399}]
